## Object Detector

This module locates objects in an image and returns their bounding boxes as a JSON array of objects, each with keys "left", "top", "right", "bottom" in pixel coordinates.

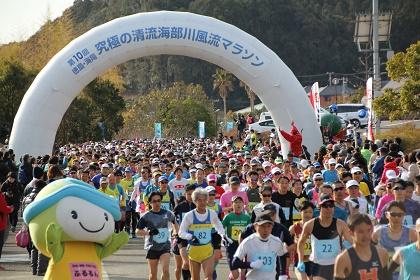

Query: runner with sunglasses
[
  {"left": 389, "top": 218, "right": 420, "bottom": 279},
  {"left": 297, "top": 194, "right": 353, "bottom": 280},
  {"left": 136, "top": 191, "right": 179, "bottom": 280},
  {"left": 372, "top": 201, "right": 417, "bottom": 280}
]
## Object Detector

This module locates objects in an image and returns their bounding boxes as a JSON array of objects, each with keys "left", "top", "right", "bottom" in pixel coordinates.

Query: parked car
[
  {"left": 250, "top": 109, "right": 346, "bottom": 134},
  {"left": 326, "top": 103, "right": 368, "bottom": 128},
  {"left": 249, "top": 119, "right": 275, "bottom": 133}
]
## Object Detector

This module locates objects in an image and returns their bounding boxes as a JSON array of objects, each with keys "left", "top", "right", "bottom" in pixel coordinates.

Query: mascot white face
[{"left": 56, "top": 196, "right": 115, "bottom": 242}]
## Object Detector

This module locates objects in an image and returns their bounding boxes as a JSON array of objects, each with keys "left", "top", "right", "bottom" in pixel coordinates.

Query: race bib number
[
  {"left": 304, "top": 240, "right": 312, "bottom": 256},
  {"left": 252, "top": 251, "right": 276, "bottom": 272},
  {"left": 248, "top": 202, "right": 259, "bottom": 212},
  {"left": 69, "top": 262, "right": 100, "bottom": 280},
  {"left": 231, "top": 225, "right": 245, "bottom": 241},
  {"left": 193, "top": 228, "right": 212, "bottom": 244},
  {"left": 315, "top": 239, "right": 340, "bottom": 261},
  {"left": 282, "top": 207, "right": 290, "bottom": 221},
  {"left": 161, "top": 202, "right": 170, "bottom": 210},
  {"left": 403, "top": 215, "right": 414, "bottom": 227},
  {"left": 153, "top": 228, "right": 169, "bottom": 244}
]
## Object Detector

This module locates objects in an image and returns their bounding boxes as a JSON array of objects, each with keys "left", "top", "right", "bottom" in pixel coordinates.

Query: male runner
[
  {"left": 334, "top": 213, "right": 390, "bottom": 280},
  {"left": 298, "top": 194, "right": 353, "bottom": 280}
]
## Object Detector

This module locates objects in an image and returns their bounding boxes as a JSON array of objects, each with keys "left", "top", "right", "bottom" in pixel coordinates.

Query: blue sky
[{"left": 0, "top": 0, "right": 74, "bottom": 44}]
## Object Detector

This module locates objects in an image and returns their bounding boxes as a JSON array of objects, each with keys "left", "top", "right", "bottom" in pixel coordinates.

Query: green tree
[
  {"left": 374, "top": 41, "right": 420, "bottom": 120},
  {"left": 212, "top": 68, "right": 235, "bottom": 122},
  {"left": 239, "top": 80, "right": 256, "bottom": 113},
  {"left": 55, "top": 79, "right": 125, "bottom": 145},
  {"left": 0, "top": 60, "right": 36, "bottom": 142},
  {"left": 121, "top": 81, "right": 216, "bottom": 138}
]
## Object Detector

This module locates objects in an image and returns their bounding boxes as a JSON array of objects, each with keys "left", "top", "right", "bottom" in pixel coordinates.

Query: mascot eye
[
  {"left": 71, "top": 210, "right": 78, "bottom": 219},
  {"left": 104, "top": 213, "right": 109, "bottom": 221}
]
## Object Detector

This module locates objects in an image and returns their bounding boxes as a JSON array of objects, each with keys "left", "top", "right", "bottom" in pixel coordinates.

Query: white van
[{"left": 328, "top": 104, "right": 368, "bottom": 128}]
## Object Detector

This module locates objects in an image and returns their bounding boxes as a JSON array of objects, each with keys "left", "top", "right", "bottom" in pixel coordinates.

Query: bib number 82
[{"left": 198, "top": 232, "right": 207, "bottom": 239}]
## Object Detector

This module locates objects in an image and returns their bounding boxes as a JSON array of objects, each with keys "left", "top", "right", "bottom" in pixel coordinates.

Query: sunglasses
[
  {"left": 209, "top": 193, "right": 216, "bottom": 196},
  {"left": 314, "top": 178, "right": 323, "bottom": 181},
  {"left": 151, "top": 200, "right": 161, "bottom": 203},
  {"left": 353, "top": 172, "right": 362, "bottom": 175},
  {"left": 393, "top": 187, "right": 404, "bottom": 191},
  {"left": 388, "top": 212, "right": 404, "bottom": 218},
  {"left": 262, "top": 194, "right": 272, "bottom": 197},
  {"left": 321, "top": 203, "right": 335, "bottom": 208},
  {"left": 334, "top": 187, "right": 345, "bottom": 191}
]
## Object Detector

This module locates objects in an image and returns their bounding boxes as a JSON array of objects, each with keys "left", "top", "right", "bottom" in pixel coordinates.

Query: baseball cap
[
  {"left": 152, "top": 170, "right": 162, "bottom": 177},
  {"left": 262, "top": 161, "right": 272, "bottom": 169},
  {"left": 206, "top": 173, "right": 217, "bottom": 182},
  {"left": 263, "top": 177, "right": 272, "bottom": 183},
  {"left": 101, "top": 163, "right": 110, "bottom": 169},
  {"left": 351, "top": 167, "right": 363, "bottom": 174},
  {"left": 271, "top": 167, "right": 282, "bottom": 175},
  {"left": 313, "top": 162, "right": 321, "bottom": 168},
  {"left": 385, "top": 170, "right": 398, "bottom": 180},
  {"left": 158, "top": 175, "right": 169, "bottom": 182},
  {"left": 205, "top": 186, "right": 216, "bottom": 193},
  {"left": 231, "top": 195, "right": 244, "bottom": 202},
  {"left": 274, "top": 158, "right": 283, "bottom": 164},
  {"left": 229, "top": 176, "right": 241, "bottom": 185},
  {"left": 100, "top": 177, "right": 108, "bottom": 184},
  {"left": 195, "top": 163, "right": 204, "bottom": 170},
  {"left": 124, "top": 167, "right": 133, "bottom": 173},
  {"left": 328, "top": 158, "right": 336, "bottom": 165},
  {"left": 255, "top": 214, "right": 274, "bottom": 225},
  {"left": 319, "top": 194, "right": 334, "bottom": 205},
  {"left": 346, "top": 179, "right": 360, "bottom": 188},
  {"left": 335, "top": 163, "right": 344, "bottom": 169},
  {"left": 189, "top": 168, "right": 197, "bottom": 173},
  {"left": 313, "top": 173, "right": 323, "bottom": 181},
  {"left": 152, "top": 158, "right": 160, "bottom": 163},
  {"left": 299, "top": 159, "right": 309, "bottom": 169},
  {"left": 262, "top": 203, "right": 277, "bottom": 213},
  {"left": 250, "top": 158, "right": 260, "bottom": 165}
]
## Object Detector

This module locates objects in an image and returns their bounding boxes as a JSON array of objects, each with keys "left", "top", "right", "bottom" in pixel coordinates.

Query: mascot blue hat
[{"left": 24, "top": 178, "right": 121, "bottom": 224}]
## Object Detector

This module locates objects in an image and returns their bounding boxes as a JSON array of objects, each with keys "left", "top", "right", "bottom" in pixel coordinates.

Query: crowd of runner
[{"left": 0, "top": 133, "right": 420, "bottom": 280}]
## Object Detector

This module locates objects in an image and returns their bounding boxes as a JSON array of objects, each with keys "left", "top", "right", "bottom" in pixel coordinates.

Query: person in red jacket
[
  {"left": 0, "top": 191, "right": 14, "bottom": 268},
  {"left": 279, "top": 121, "right": 303, "bottom": 157},
  {"left": 380, "top": 156, "right": 400, "bottom": 184}
]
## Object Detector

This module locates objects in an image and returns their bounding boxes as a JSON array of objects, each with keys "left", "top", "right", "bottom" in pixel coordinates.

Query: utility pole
[
  {"left": 372, "top": 0, "right": 381, "bottom": 133},
  {"left": 327, "top": 72, "right": 334, "bottom": 86}
]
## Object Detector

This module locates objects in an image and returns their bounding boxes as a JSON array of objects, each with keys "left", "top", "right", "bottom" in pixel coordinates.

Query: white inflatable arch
[{"left": 10, "top": 11, "right": 322, "bottom": 158}]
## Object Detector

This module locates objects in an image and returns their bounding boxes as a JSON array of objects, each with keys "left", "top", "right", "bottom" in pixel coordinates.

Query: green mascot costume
[{"left": 23, "top": 178, "right": 129, "bottom": 279}]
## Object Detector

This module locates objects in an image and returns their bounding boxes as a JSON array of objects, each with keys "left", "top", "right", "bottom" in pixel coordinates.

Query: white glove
[
  {"left": 223, "top": 235, "right": 233, "bottom": 244},
  {"left": 250, "top": 259, "right": 263, "bottom": 269}
]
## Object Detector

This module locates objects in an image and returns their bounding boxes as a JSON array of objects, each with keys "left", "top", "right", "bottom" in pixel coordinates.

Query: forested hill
[{"left": 1, "top": 0, "right": 419, "bottom": 110}]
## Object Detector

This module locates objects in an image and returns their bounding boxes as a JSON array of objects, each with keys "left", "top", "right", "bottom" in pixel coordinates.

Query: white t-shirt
[
  {"left": 412, "top": 192, "right": 420, "bottom": 203},
  {"left": 168, "top": 178, "right": 189, "bottom": 200},
  {"left": 234, "top": 233, "right": 286, "bottom": 280}
]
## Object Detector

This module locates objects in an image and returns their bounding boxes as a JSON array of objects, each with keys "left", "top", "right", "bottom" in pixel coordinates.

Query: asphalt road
[{"left": 0, "top": 220, "right": 231, "bottom": 280}]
